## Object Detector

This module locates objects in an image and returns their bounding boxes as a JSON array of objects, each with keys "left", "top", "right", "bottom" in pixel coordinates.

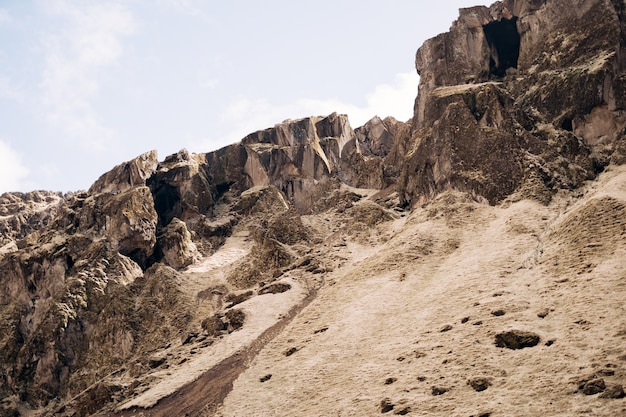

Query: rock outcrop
[
  {"left": 89, "top": 150, "right": 159, "bottom": 195},
  {"left": 0, "top": 191, "right": 63, "bottom": 248},
  {"left": 240, "top": 112, "right": 408, "bottom": 211},
  {"left": 0, "top": 113, "right": 408, "bottom": 410},
  {"left": 400, "top": 0, "right": 626, "bottom": 206},
  {"left": 156, "top": 218, "right": 200, "bottom": 269}
]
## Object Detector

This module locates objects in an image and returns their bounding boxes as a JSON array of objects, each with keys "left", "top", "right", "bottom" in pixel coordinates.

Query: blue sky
[{"left": 0, "top": 1, "right": 489, "bottom": 193}]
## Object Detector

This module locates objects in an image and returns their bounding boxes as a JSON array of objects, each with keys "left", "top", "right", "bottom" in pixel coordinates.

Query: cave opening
[
  {"left": 483, "top": 17, "right": 521, "bottom": 78},
  {"left": 148, "top": 180, "right": 182, "bottom": 227}
]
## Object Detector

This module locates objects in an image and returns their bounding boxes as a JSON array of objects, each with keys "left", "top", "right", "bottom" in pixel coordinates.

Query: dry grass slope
[{"left": 213, "top": 165, "right": 626, "bottom": 417}]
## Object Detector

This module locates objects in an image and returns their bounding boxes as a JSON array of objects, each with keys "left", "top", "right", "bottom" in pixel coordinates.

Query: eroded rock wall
[
  {"left": 240, "top": 112, "right": 408, "bottom": 211},
  {"left": 401, "top": 0, "right": 626, "bottom": 206},
  {"left": 0, "top": 111, "right": 409, "bottom": 408}
]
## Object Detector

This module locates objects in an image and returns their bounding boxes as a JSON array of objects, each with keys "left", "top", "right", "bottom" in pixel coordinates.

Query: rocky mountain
[{"left": 1, "top": 0, "right": 626, "bottom": 416}]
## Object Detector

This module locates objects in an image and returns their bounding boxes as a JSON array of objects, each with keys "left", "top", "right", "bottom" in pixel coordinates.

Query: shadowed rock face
[
  {"left": 401, "top": 0, "right": 626, "bottom": 206},
  {"left": 240, "top": 112, "right": 408, "bottom": 211}
]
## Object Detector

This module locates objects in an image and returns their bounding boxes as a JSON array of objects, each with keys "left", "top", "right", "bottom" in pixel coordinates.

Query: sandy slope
[
  {"left": 213, "top": 165, "right": 626, "bottom": 417},
  {"left": 116, "top": 231, "right": 310, "bottom": 412}
]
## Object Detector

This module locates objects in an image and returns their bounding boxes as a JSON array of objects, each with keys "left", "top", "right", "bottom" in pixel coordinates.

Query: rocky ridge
[{"left": 1, "top": 0, "right": 625, "bottom": 416}]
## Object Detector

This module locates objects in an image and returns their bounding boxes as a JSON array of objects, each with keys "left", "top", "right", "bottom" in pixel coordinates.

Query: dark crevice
[
  {"left": 561, "top": 117, "right": 573, "bottom": 131},
  {"left": 483, "top": 17, "right": 521, "bottom": 78},
  {"left": 214, "top": 181, "right": 234, "bottom": 202},
  {"left": 65, "top": 254, "right": 74, "bottom": 272},
  {"left": 147, "top": 180, "right": 182, "bottom": 228},
  {"left": 124, "top": 248, "right": 151, "bottom": 270}
]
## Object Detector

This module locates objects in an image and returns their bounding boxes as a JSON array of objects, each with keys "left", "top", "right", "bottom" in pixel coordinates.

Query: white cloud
[
  {"left": 0, "top": 8, "right": 11, "bottom": 25},
  {"left": 156, "top": 0, "right": 212, "bottom": 22},
  {"left": 40, "top": 0, "right": 135, "bottom": 150},
  {"left": 0, "top": 75, "right": 26, "bottom": 104},
  {"left": 0, "top": 141, "right": 29, "bottom": 193},
  {"left": 191, "top": 71, "right": 418, "bottom": 152},
  {"left": 200, "top": 77, "right": 219, "bottom": 89}
]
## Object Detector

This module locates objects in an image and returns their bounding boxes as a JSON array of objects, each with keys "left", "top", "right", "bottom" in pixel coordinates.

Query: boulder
[
  {"left": 599, "top": 384, "right": 626, "bottom": 399},
  {"left": 495, "top": 330, "right": 541, "bottom": 349},
  {"left": 157, "top": 217, "right": 201, "bottom": 269}
]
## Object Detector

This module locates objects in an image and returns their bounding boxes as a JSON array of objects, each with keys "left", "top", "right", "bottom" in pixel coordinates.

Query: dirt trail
[{"left": 108, "top": 284, "right": 320, "bottom": 417}]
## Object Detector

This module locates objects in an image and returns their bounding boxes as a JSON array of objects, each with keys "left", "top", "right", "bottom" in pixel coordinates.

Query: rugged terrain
[{"left": 1, "top": 0, "right": 626, "bottom": 416}]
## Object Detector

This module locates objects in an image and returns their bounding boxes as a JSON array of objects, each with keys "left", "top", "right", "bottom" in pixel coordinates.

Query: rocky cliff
[
  {"left": 400, "top": 0, "right": 626, "bottom": 206},
  {"left": 1, "top": 1, "right": 626, "bottom": 416}
]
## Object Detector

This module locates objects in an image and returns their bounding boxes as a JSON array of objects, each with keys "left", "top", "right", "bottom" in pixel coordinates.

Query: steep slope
[
  {"left": 0, "top": 115, "right": 408, "bottom": 416},
  {"left": 1, "top": 1, "right": 626, "bottom": 416},
  {"left": 214, "top": 164, "right": 626, "bottom": 417}
]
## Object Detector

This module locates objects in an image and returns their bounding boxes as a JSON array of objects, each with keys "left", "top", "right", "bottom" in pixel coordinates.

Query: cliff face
[
  {"left": 1, "top": 1, "right": 626, "bottom": 415},
  {"left": 0, "top": 113, "right": 409, "bottom": 412},
  {"left": 401, "top": 0, "right": 626, "bottom": 205}
]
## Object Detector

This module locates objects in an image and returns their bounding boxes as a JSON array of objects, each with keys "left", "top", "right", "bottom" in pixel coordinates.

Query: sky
[{"left": 0, "top": 0, "right": 490, "bottom": 193}]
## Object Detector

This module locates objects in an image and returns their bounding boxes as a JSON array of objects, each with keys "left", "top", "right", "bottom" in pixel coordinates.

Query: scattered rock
[
  {"left": 394, "top": 406, "right": 411, "bottom": 415},
  {"left": 225, "top": 309, "right": 246, "bottom": 331},
  {"left": 380, "top": 398, "right": 395, "bottom": 413},
  {"left": 260, "top": 374, "right": 272, "bottom": 383},
  {"left": 461, "top": 317, "right": 470, "bottom": 324},
  {"left": 284, "top": 347, "right": 298, "bottom": 357},
  {"left": 384, "top": 378, "right": 397, "bottom": 385},
  {"left": 440, "top": 324, "right": 453, "bottom": 332},
  {"left": 431, "top": 386, "right": 449, "bottom": 396},
  {"left": 201, "top": 315, "right": 227, "bottom": 336},
  {"left": 467, "top": 377, "right": 493, "bottom": 392},
  {"left": 259, "top": 282, "right": 292, "bottom": 295},
  {"left": 148, "top": 356, "right": 166, "bottom": 369},
  {"left": 413, "top": 350, "right": 426, "bottom": 359},
  {"left": 181, "top": 331, "right": 200, "bottom": 345},
  {"left": 537, "top": 308, "right": 550, "bottom": 318},
  {"left": 597, "top": 367, "right": 616, "bottom": 376},
  {"left": 579, "top": 378, "right": 606, "bottom": 395},
  {"left": 599, "top": 384, "right": 626, "bottom": 399},
  {"left": 495, "top": 330, "right": 541, "bottom": 349},
  {"left": 225, "top": 290, "right": 254, "bottom": 308},
  {"left": 314, "top": 326, "right": 329, "bottom": 334},
  {"left": 491, "top": 309, "right": 505, "bottom": 317}
]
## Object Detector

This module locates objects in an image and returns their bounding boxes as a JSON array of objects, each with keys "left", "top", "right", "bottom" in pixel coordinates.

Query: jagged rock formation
[
  {"left": 239, "top": 112, "right": 407, "bottom": 211},
  {"left": 1, "top": 1, "right": 626, "bottom": 416},
  {"left": 0, "top": 112, "right": 408, "bottom": 413},
  {"left": 0, "top": 191, "right": 63, "bottom": 249},
  {"left": 400, "top": 0, "right": 626, "bottom": 205}
]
